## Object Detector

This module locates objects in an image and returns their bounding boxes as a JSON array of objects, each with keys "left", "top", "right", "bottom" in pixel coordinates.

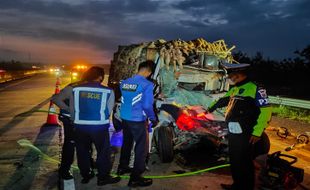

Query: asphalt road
[
  {"left": 0, "top": 72, "right": 70, "bottom": 190},
  {"left": 0, "top": 72, "right": 309, "bottom": 190}
]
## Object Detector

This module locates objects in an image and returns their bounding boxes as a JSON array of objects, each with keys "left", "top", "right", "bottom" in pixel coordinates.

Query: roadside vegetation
[{"left": 272, "top": 105, "right": 310, "bottom": 123}]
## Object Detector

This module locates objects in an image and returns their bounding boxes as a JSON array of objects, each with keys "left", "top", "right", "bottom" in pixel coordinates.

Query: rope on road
[{"left": 17, "top": 138, "right": 230, "bottom": 179}]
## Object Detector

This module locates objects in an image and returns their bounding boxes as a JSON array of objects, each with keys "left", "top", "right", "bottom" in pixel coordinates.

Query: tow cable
[
  {"left": 18, "top": 109, "right": 231, "bottom": 179},
  {"left": 17, "top": 138, "right": 230, "bottom": 179}
]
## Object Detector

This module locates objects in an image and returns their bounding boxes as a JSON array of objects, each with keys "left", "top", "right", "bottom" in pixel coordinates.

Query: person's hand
[
  {"left": 205, "top": 108, "right": 210, "bottom": 114},
  {"left": 249, "top": 135, "right": 261, "bottom": 144},
  {"left": 206, "top": 107, "right": 213, "bottom": 113},
  {"left": 150, "top": 120, "right": 159, "bottom": 128}
]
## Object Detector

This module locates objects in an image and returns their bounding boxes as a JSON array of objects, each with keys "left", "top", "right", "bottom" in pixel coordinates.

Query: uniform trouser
[
  {"left": 59, "top": 116, "right": 75, "bottom": 174},
  {"left": 75, "top": 125, "right": 112, "bottom": 178},
  {"left": 119, "top": 120, "right": 148, "bottom": 179},
  {"left": 228, "top": 132, "right": 270, "bottom": 190},
  {"left": 229, "top": 132, "right": 254, "bottom": 190}
]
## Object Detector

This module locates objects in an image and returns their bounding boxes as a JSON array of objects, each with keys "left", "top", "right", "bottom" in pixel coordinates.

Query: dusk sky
[{"left": 0, "top": 0, "right": 309, "bottom": 64}]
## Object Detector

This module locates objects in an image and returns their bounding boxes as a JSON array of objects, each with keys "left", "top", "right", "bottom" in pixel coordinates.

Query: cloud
[
  {"left": 0, "top": 34, "right": 109, "bottom": 64},
  {"left": 263, "top": 11, "right": 292, "bottom": 20},
  {"left": 0, "top": 0, "right": 160, "bottom": 20},
  {"left": 0, "top": 0, "right": 310, "bottom": 63}
]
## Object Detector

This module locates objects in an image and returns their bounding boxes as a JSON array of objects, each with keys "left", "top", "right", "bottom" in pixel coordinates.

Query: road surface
[
  {"left": 0, "top": 72, "right": 71, "bottom": 190},
  {"left": 0, "top": 73, "right": 309, "bottom": 190}
]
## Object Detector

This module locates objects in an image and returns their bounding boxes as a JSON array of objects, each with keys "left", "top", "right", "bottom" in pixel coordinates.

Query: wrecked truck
[{"left": 109, "top": 38, "right": 236, "bottom": 162}]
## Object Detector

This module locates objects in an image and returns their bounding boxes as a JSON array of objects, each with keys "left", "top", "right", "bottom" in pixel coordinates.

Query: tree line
[
  {"left": 233, "top": 45, "right": 310, "bottom": 100},
  {"left": 0, "top": 60, "right": 38, "bottom": 70}
]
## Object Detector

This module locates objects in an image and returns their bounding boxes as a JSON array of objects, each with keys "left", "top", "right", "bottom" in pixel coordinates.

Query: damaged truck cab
[{"left": 109, "top": 38, "right": 236, "bottom": 162}]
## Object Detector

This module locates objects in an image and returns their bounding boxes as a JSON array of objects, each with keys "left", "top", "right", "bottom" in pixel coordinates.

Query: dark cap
[{"left": 221, "top": 63, "right": 250, "bottom": 74}]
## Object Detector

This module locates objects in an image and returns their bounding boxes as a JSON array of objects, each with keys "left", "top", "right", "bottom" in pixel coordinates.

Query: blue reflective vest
[
  {"left": 72, "top": 82, "right": 112, "bottom": 125},
  {"left": 120, "top": 75, "right": 156, "bottom": 122}
]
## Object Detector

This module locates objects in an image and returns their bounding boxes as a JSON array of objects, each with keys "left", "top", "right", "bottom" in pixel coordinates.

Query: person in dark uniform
[
  {"left": 53, "top": 90, "right": 95, "bottom": 180},
  {"left": 57, "top": 102, "right": 75, "bottom": 180},
  {"left": 52, "top": 66, "right": 120, "bottom": 186},
  {"left": 117, "top": 60, "right": 158, "bottom": 187},
  {"left": 208, "top": 63, "right": 272, "bottom": 190}
]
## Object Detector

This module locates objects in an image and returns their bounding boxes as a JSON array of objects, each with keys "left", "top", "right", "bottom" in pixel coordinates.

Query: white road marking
[
  {"left": 63, "top": 179, "right": 76, "bottom": 190},
  {"left": 0, "top": 78, "right": 31, "bottom": 91}
]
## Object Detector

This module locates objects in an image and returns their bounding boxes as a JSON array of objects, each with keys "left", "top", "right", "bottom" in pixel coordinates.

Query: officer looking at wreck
[
  {"left": 52, "top": 69, "right": 98, "bottom": 180},
  {"left": 52, "top": 66, "right": 120, "bottom": 186},
  {"left": 208, "top": 63, "right": 272, "bottom": 190},
  {"left": 117, "top": 60, "right": 158, "bottom": 187}
]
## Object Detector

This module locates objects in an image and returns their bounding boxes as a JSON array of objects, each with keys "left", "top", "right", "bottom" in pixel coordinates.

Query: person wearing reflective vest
[
  {"left": 53, "top": 85, "right": 95, "bottom": 180},
  {"left": 117, "top": 60, "right": 158, "bottom": 187},
  {"left": 208, "top": 63, "right": 272, "bottom": 190},
  {"left": 52, "top": 66, "right": 120, "bottom": 186}
]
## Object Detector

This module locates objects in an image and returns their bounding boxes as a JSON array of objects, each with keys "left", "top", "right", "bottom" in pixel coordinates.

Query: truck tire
[{"left": 158, "top": 126, "right": 174, "bottom": 163}]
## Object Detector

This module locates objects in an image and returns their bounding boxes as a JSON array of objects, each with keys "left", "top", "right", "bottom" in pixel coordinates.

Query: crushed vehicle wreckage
[{"left": 109, "top": 38, "right": 237, "bottom": 162}]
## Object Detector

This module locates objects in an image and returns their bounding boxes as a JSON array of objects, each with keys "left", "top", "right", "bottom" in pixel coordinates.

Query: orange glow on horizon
[{"left": 0, "top": 34, "right": 110, "bottom": 65}]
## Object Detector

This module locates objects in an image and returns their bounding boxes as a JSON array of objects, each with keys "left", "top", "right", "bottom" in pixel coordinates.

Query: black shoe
[
  {"left": 81, "top": 171, "right": 95, "bottom": 184},
  {"left": 60, "top": 171, "right": 73, "bottom": 180},
  {"left": 220, "top": 184, "right": 233, "bottom": 190},
  {"left": 117, "top": 167, "right": 132, "bottom": 175},
  {"left": 128, "top": 177, "right": 152, "bottom": 187},
  {"left": 97, "top": 175, "right": 121, "bottom": 186}
]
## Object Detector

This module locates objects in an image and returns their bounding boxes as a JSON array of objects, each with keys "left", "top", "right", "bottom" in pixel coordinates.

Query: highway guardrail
[{"left": 269, "top": 96, "right": 310, "bottom": 110}]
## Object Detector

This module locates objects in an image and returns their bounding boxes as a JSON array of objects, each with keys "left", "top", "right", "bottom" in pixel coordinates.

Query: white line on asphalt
[
  {"left": 63, "top": 179, "right": 75, "bottom": 190},
  {"left": 0, "top": 78, "right": 31, "bottom": 92}
]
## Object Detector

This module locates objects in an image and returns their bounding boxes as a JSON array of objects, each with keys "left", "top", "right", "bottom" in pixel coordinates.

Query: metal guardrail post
[{"left": 269, "top": 96, "right": 310, "bottom": 110}]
